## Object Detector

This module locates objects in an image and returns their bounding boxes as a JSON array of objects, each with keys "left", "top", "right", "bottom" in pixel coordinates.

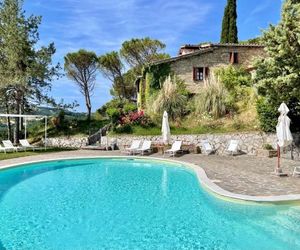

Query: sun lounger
[
  {"left": 293, "top": 167, "right": 300, "bottom": 177},
  {"left": 100, "top": 136, "right": 109, "bottom": 150},
  {"left": 226, "top": 140, "right": 239, "bottom": 155},
  {"left": 124, "top": 140, "right": 141, "bottom": 155},
  {"left": 135, "top": 140, "right": 152, "bottom": 156},
  {"left": 2, "top": 140, "right": 20, "bottom": 152},
  {"left": 0, "top": 144, "right": 7, "bottom": 153},
  {"left": 201, "top": 140, "right": 215, "bottom": 155},
  {"left": 165, "top": 141, "right": 182, "bottom": 157},
  {"left": 19, "top": 139, "right": 43, "bottom": 151}
]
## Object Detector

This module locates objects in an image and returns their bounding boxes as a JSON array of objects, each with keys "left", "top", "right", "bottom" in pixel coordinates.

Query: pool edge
[{"left": 1, "top": 155, "right": 300, "bottom": 205}]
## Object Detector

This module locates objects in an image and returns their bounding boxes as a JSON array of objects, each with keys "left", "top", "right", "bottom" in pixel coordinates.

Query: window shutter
[
  {"left": 229, "top": 52, "right": 234, "bottom": 64},
  {"left": 205, "top": 67, "right": 210, "bottom": 79},
  {"left": 234, "top": 52, "right": 239, "bottom": 64},
  {"left": 193, "top": 67, "right": 196, "bottom": 81}
]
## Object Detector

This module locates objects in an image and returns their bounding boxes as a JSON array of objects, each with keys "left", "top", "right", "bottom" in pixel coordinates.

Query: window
[
  {"left": 229, "top": 52, "right": 239, "bottom": 64},
  {"left": 193, "top": 67, "right": 209, "bottom": 81}
]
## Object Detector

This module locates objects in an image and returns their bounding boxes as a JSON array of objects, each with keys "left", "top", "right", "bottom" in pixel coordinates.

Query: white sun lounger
[
  {"left": 135, "top": 140, "right": 152, "bottom": 156},
  {"left": 100, "top": 136, "right": 109, "bottom": 150},
  {"left": 124, "top": 140, "right": 141, "bottom": 155},
  {"left": 201, "top": 140, "right": 215, "bottom": 155},
  {"left": 293, "top": 167, "right": 300, "bottom": 177},
  {"left": 2, "top": 140, "right": 20, "bottom": 152},
  {"left": 19, "top": 139, "right": 43, "bottom": 151},
  {"left": 165, "top": 141, "right": 182, "bottom": 157},
  {"left": 226, "top": 140, "right": 239, "bottom": 155},
  {"left": 0, "top": 144, "right": 7, "bottom": 153}
]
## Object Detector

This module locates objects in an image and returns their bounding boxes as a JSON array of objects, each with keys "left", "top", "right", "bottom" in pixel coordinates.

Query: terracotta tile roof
[
  {"left": 151, "top": 47, "right": 214, "bottom": 65},
  {"left": 151, "top": 43, "right": 265, "bottom": 65},
  {"left": 181, "top": 43, "right": 264, "bottom": 48}
]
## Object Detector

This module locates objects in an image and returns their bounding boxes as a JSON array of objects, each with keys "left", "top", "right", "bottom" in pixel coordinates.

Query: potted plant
[{"left": 257, "top": 144, "right": 278, "bottom": 158}]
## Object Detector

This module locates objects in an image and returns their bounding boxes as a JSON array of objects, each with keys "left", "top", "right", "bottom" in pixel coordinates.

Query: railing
[{"left": 87, "top": 124, "right": 110, "bottom": 145}]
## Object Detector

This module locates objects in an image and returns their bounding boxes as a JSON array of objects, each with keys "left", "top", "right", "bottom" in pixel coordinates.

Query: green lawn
[{"left": 0, "top": 147, "right": 77, "bottom": 161}]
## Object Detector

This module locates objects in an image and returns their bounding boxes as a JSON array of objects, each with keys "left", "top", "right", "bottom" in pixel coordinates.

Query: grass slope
[{"left": 0, "top": 147, "right": 76, "bottom": 161}]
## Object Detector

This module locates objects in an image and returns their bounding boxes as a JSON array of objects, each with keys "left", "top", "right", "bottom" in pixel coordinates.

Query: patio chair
[
  {"left": 225, "top": 140, "right": 239, "bottom": 155},
  {"left": 0, "top": 144, "right": 7, "bottom": 154},
  {"left": 165, "top": 141, "right": 182, "bottom": 157},
  {"left": 135, "top": 140, "right": 152, "bottom": 156},
  {"left": 293, "top": 167, "right": 300, "bottom": 177},
  {"left": 100, "top": 136, "right": 109, "bottom": 150},
  {"left": 201, "top": 140, "right": 215, "bottom": 155},
  {"left": 123, "top": 140, "right": 141, "bottom": 155},
  {"left": 19, "top": 139, "right": 43, "bottom": 151},
  {"left": 2, "top": 140, "right": 20, "bottom": 152}
]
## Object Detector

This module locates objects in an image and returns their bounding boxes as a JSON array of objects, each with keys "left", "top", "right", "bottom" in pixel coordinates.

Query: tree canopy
[
  {"left": 64, "top": 49, "right": 98, "bottom": 121},
  {"left": 255, "top": 0, "right": 300, "bottom": 132},
  {"left": 98, "top": 37, "right": 169, "bottom": 101},
  {"left": 120, "top": 37, "right": 169, "bottom": 74},
  {"left": 0, "top": 0, "right": 60, "bottom": 141}
]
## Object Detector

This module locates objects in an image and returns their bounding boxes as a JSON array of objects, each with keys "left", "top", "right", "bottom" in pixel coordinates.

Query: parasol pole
[{"left": 277, "top": 144, "right": 281, "bottom": 173}]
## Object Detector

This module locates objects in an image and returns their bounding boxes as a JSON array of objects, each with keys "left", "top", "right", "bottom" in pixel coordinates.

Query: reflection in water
[{"left": 161, "top": 167, "right": 168, "bottom": 197}]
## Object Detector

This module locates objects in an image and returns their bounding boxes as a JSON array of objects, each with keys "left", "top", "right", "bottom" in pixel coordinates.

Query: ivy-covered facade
[{"left": 136, "top": 43, "right": 264, "bottom": 109}]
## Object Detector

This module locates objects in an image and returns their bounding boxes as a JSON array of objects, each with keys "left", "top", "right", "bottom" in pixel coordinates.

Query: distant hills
[{"left": 30, "top": 107, "right": 87, "bottom": 118}]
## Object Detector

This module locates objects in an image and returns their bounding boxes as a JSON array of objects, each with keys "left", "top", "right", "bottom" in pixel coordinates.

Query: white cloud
[{"left": 26, "top": 0, "right": 213, "bottom": 111}]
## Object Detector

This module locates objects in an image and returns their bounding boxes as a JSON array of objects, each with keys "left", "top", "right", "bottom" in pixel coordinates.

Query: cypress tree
[
  {"left": 220, "top": 5, "right": 229, "bottom": 43},
  {"left": 221, "top": 0, "right": 238, "bottom": 43}
]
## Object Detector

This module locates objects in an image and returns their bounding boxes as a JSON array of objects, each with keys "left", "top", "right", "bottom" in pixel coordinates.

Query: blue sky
[{"left": 24, "top": 0, "right": 282, "bottom": 112}]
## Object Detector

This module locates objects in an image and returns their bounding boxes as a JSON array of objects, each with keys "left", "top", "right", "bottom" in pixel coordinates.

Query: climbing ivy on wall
[
  {"left": 144, "top": 63, "right": 171, "bottom": 89},
  {"left": 138, "top": 63, "right": 171, "bottom": 109}
]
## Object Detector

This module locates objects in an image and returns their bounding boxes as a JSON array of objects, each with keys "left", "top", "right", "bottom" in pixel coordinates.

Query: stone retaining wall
[
  {"left": 46, "top": 132, "right": 300, "bottom": 156},
  {"left": 114, "top": 132, "right": 278, "bottom": 155},
  {"left": 46, "top": 132, "right": 286, "bottom": 155},
  {"left": 46, "top": 136, "right": 88, "bottom": 148}
]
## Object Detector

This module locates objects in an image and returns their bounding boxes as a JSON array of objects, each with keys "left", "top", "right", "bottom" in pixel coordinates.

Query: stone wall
[
  {"left": 170, "top": 46, "right": 265, "bottom": 93},
  {"left": 46, "top": 136, "right": 88, "bottom": 148},
  {"left": 46, "top": 132, "right": 281, "bottom": 155},
  {"left": 114, "top": 132, "right": 277, "bottom": 155}
]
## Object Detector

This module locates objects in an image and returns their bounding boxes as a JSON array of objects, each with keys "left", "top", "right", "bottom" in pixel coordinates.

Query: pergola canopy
[
  {"left": 0, "top": 114, "right": 46, "bottom": 119},
  {"left": 0, "top": 114, "right": 48, "bottom": 143}
]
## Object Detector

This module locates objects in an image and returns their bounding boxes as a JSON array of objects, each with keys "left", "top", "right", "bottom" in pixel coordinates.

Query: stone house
[{"left": 149, "top": 43, "right": 265, "bottom": 94}]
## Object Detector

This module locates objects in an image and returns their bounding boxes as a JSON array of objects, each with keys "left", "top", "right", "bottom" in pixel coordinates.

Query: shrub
[
  {"left": 106, "top": 107, "right": 121, "bottom": 124},
  {"left": 123, "top": 102, "right": 137, "bottom": 113},
  {"left": 153, "top": 75, "right": 187, "bottom": 121},
  {"left": 114, "top": 124, "right": 133, "bottom": 134},
  {"left": 263, "top": 144, "right": 274, "bottom": 150},
  {"left": 256, "top": 98, "right": 277, "bottom": 132},
  {"left": 195, "top": 74, "right": 228, "bottom": 118},
  {"left": 120, "top": 110, "right": 154, "bottom": 128},
  {"left": 51, "top": 110, "right": 69, "bottom": 130},
  {"left": 215, "top": 66, "right": 254, "bottom": 113},
  {"left": 215, "top": 65, "right": 252, "bottom": 91}
]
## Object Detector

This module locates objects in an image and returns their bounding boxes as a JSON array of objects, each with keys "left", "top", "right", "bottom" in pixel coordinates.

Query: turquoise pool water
[{"left": 0, "top": 158, "right": 300, "bottom": 249}]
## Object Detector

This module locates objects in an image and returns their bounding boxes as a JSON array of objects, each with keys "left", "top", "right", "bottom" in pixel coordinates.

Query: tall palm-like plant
[
  {"left": 195, "top": 74, "right": 228, "bottom": 118},
  {"left": 153, "top": 76, "right": 187, "bottom": 121}
]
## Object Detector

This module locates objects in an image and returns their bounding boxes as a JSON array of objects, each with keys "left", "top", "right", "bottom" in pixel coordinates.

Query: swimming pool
[{"left": 0, "top": 158, "right": 299, "bottom": 249}]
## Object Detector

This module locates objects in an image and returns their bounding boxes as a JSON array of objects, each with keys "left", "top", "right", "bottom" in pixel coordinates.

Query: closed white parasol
[
  {"left": 162, "top": 111, "right": 171, "bottom": 145},
  {"left": 275, "top": 103, "right": 293, "bottom": 175}
]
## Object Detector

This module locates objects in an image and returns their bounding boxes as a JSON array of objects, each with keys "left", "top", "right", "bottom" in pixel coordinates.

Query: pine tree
[
  {"left": 0, "top": 0, "right": 60, "bottom": 142},
  {"left": 221, "top": 0, "right": 238, "bottom": 43},
  {"left": 255, "top": 0, "right": 300, "bottom": 132}
]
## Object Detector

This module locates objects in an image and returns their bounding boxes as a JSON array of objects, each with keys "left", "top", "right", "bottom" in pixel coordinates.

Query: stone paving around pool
[{"left": 0, "top": 150, "right": 299, "bottom": 196}]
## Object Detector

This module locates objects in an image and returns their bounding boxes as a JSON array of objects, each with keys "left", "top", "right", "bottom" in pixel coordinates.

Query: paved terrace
[{"left": 0, "top": 150, "right": 300, "bottom": 196}]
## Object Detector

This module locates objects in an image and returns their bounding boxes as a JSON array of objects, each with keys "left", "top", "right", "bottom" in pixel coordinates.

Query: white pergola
[{"left": 0, "top": 114, "right": 48, "bottom": 144}]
